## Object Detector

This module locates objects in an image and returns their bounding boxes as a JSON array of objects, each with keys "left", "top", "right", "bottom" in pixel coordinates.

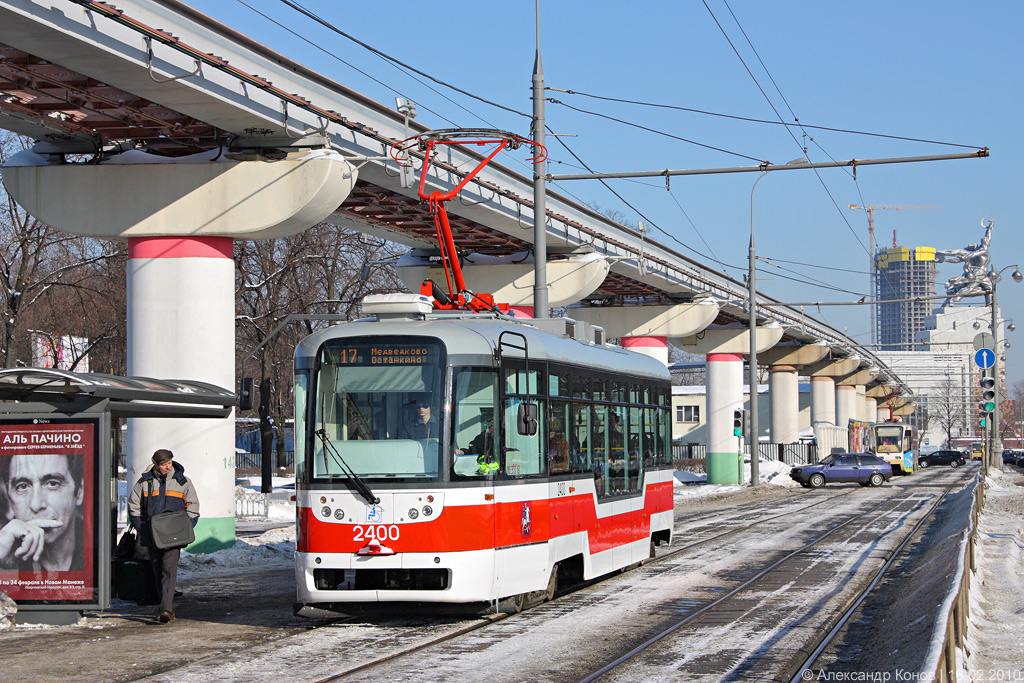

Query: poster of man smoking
[{"left": 0, "top": 420, "right": 97, "bottom": 603}]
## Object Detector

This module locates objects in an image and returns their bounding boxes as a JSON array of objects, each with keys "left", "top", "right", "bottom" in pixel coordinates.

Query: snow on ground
[
  {"left": 960, "top": 468, "right": 1024, "bottom": 680},
  {"left": 673, "top": 457, "right": 800, "bottom": 500},
  {"left": 176, "top": 525, "right": 295, "bottom": 579}
]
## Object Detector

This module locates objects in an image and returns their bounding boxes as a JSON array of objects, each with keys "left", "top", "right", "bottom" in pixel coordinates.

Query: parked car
[
  {"left": 919, "top": 450, "right": 967, "bottom": 468},
  {"left": 790, "top": 453, "right": 893, "bottom": 488},
  {"left": 1002, "top": 449, "right": 1023, "bottom": 466}
]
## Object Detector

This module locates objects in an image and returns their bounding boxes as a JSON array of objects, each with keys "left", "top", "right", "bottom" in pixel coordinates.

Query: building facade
[{"left": 875, "top": 246, "right": 937, "bottom": 350}]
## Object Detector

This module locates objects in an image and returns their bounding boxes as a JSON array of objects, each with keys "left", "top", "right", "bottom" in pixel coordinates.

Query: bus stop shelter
[{"left": 0, "top": 368, "right": 235, "bottom": 625}]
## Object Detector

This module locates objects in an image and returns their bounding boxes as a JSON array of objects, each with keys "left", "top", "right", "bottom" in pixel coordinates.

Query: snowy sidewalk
[{"left": 962, "top": 467, "right": 1024, "bottom": 680}]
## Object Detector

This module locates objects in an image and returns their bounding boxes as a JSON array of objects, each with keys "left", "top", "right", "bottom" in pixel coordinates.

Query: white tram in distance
[{"left": 293, "top": 294, "right": 675, "bottom": 614}]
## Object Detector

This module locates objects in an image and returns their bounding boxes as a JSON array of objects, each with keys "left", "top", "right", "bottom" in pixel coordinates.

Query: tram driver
[
  {"left": 456, "top": 409, "right": 498, "bottom": 475},
  {"left": 399, "top": 395, "right": 439, "bottom": 440}
]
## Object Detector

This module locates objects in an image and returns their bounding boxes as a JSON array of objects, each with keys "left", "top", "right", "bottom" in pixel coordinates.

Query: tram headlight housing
[
  {"left": 408, "top": 508, "right": 419, "bottom": 519},
  {"left": 334, "top": 509, "right": 345, "bottom": 520},
  {"left": 422, "top": 505, "right": 433, "bottom": 517},
  {"left": 321, "top": 506, "right": 332, "bottom": 518}
]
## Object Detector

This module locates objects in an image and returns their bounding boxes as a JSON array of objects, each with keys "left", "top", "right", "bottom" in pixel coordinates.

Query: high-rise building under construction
[{"left": 875, "top": 246, "right": 937, "bottom": 350}]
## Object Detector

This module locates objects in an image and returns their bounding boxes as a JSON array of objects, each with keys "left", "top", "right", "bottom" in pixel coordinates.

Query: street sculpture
[{"left": 935, "top": 218, "right": 996, "bottom": 303}]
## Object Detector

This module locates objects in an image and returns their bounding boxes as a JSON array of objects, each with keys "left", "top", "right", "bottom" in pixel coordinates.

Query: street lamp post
[
  {"left": 748, "top": 171, "right": 768, "bottom": 486},
  {"left": 988, "top": 264, "right": 1022, "bottom": 472},
  {"left": 748, "top": 159, "right": 806, "bottom": 486}
]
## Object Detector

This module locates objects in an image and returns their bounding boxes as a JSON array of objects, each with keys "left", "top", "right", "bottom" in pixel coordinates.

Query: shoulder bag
[{"left": 150, "top": 510, "right": 195, "bottom": 549}]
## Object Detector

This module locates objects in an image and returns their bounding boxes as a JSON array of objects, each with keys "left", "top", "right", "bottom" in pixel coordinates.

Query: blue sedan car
[{"left": 790, "top": 453, "right": 893, "bottom": 488}]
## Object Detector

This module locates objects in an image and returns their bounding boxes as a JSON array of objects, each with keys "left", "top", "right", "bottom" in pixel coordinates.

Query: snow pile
[
  {"left": 673, "top": 457, "right": 800, "bottom": 499},
  {"left": 177, "top": 526, "right": 295, "bottom": 579},
  {"left": 961, "top": 470, "right": 1024, "bottom": 676}
]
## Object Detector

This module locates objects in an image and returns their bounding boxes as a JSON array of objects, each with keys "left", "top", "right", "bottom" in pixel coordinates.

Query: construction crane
[{"left": 846, "top": 204, "right": 940, "bottom": 344}]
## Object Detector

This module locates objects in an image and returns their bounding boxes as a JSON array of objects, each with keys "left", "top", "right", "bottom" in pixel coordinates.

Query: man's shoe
[{"left": 158, "top": 611, "right": 173, "bottom": 623}]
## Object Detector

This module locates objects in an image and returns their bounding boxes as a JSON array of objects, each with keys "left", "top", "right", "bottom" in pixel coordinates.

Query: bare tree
[
  {"left": 930, "top": 376, "right": 967, "bottom": 449},
  {"left": 235, "top": 222, "right": 404, "bottom": 466},
  {"left": 0, "top": 132, "right": 125, "bottom": 371},
  {"left": 669, "top": 344, "right": 706, "bottom": 386}
]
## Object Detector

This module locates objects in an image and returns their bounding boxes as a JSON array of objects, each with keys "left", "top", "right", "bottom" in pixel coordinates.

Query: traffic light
[
  {"left": 733, "top": 409, "right": 745, "bottom": 437},
  {"left": 979, "top": 371, "right": 996, "bottom": 427}
]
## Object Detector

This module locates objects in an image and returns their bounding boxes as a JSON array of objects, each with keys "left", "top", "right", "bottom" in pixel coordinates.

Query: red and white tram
[{"left": 293, "top": 294, "right": 675, "bottom": 614}]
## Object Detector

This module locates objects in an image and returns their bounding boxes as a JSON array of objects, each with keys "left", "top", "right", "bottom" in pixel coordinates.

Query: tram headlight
[
  {"left": 422, "top": 505, "right": 433, "bottom": 517},
  {"left": 408, "top": 508, "right": 419, "bottom": 519},
  {"left": 334, "top": 509, "right": 345, "bottom": 520},
  {"left": 321, "top": 506, "right": 332, "bottom": 518}
]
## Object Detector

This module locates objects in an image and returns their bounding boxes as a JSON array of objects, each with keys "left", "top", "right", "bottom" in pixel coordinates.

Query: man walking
[{"left": 127, "top": 449, "right": 199, "bottom": 624}]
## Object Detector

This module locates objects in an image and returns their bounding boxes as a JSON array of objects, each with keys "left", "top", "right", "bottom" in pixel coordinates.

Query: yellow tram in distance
[{"left": 872, "top": 422, "right": 916, "bottom": 474}]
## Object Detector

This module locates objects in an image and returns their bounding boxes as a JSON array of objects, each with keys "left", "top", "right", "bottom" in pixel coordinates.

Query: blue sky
[{"left": 185, "top": 1, "right": 1024, "bottom": 388}]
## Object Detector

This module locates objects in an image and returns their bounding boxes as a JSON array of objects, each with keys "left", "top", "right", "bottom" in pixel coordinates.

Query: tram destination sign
[{"left": 328, "top": 341, "right": 438, "bottom": 366}]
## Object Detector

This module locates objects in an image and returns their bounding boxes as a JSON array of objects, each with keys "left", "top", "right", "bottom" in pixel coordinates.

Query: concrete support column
[
  {"left": 706, "top": 353, "right": 744, "bottom": 485},
  {"left": 836, "top": 385, "right": 858, "bottom": 428},
  {"left": 811, "top": 376, "right": 836, "bottom": 427},
  {"left": 768, "top": 365, "right": 799, "bottom": 444},
  {"left": 127, "top": 236, "right": 236, "bottom": 552},
  {"left": 865, "top": 397, "right": 878, "bottom": 423},
  {"left": 622, "top": 336, "right": 669, "bottom": 366}
]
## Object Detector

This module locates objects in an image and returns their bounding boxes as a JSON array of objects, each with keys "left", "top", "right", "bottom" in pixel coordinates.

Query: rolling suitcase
[{"left": 113, "top": 559, "right": 158, "bottom": 604}]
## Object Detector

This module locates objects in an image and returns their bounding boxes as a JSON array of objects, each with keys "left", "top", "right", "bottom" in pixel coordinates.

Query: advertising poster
[
  {"left": 0, "top": 420, "right": 97, "bottom": 603},
  {"left": 848, "top": 420, "right": 871, "bottom": 454}
]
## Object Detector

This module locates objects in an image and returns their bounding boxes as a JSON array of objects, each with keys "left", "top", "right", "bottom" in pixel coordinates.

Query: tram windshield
[
  {"left": 875, "top": 425, "right": 905, "bottom": 453},
  {"left": 311, "top": 337, "right": 446, "bottom": 480}
]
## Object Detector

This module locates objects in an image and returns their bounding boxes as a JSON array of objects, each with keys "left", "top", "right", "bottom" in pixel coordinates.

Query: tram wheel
[
  {"left": 498, "top": 593, "right": 525, "bottom": 614},
  {"left": 544, "top": 566, "right": 559, "bottom": 602}
]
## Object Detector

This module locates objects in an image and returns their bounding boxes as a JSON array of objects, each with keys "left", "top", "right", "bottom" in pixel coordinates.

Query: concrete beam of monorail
[
  {"left": 397, "top": 258, "right": 610, "bottom": 308},
  {"left": 1, "top": 152, "right": 357, "bottom": 239},
  {"left": 568, "top": 300, "right": 721, "bottom": 339},
  {"left": 675, "top": 325, "right": 785, "bottom": 355}
]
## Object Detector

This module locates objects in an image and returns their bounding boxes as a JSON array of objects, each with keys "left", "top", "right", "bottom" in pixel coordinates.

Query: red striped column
[
  {"left": 509, "top": 305, "right": 533, "bottom": 318},
  {"left": 127, "top": 236, "right": 236, "bottom": 552},
  {"left": 622, "top": 335, "right": 669, "bottom": 366}
]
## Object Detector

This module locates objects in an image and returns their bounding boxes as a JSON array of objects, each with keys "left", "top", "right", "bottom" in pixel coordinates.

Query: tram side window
[
  {"left": 503, "top": 397, "right": 544, "bottom": 476},
  {"left": 548, "top": 400, "right": 571, "bottom": 474},
  {"left": 623, "top": 405, "right": 641, "bottom": 491},
  {"left": 452, "top": 367, "right": 499, "bottom": 478},
  {"left": 590, "top": 404, "right": 610, "bottom": 496},
  {"left": 607, "top": 406, "right": 628, "bottom": 494},
  {"left": 570, "top": 403, "right": 591, "bottom": 474},
  {"left": 657, "top": 405, "right": 671, "bottom": 466}
]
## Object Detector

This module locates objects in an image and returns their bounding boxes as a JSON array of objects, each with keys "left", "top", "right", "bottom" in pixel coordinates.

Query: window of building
[{"left": 676, "top": 405, "right": 700, "bottom": 423}]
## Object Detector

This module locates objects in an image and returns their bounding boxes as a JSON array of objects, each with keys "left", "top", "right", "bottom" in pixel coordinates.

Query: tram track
[{"left": 578, "top": 468, "right": 978, "bottom": 682}]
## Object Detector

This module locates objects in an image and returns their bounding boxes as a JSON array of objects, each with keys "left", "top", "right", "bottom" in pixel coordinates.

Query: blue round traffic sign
[{"left": 975, "top": 348, "right": 995, "bottom": 369}]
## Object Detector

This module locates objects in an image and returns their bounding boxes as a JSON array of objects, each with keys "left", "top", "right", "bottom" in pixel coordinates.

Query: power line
[{"left": 276, "top": 0, "right": 531, "bottom": 120}]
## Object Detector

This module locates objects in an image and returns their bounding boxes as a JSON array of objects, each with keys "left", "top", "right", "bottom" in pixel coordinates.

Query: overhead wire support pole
[
  {"left": 532, "top": 0, "right": 549, "bottom": 319},
  {"left": 547, "top": 149, "right": 989, "bottom": 181}
]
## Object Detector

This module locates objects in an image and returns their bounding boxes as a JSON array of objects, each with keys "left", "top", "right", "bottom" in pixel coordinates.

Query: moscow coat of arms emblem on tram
[{"left": 521, "top": 503, "right": 532, "bottom": 538}]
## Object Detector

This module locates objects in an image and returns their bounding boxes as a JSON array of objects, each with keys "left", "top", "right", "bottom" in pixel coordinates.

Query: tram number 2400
[{"left": 353, "top": 525, "right": 400, "bottom": 543}]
